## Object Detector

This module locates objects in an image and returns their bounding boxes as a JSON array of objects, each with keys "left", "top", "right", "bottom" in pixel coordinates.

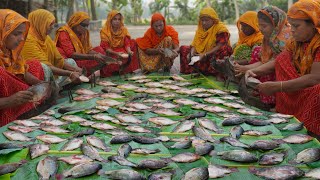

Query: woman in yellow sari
[
  {"left": 180, "top": 7, "right": 232, "bottom": 75},
  {"left": 21, "top": 9, "right": 82, "bottom": 86},
  {"left": 136, "top": 13, "right": 179, "bottom": 73}
]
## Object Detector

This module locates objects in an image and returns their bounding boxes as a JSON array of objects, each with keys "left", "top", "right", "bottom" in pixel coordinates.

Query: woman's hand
[
  {"left": 69, "top": 71, "right": 81, "bottom": 82},
  {"left": 9, "top": 91, "right": 34, "bottom": 106},
  {"left": 94, "top": 53, "right": 108, "bottom": 63},
  {"left": 127, "top": 50, "right": 134, "bottom": 56},
  {"left": 244, "top": 69, "right": 257, "bottom": 80},
  {"left": 257, "top": 81, "right": 279, "bottom": 95},
  {"left": 157, "top": 48, "right": 165, "bottom": 55},
  {"left": 234, "top": 63, "right": 248, "bottom": 77}
]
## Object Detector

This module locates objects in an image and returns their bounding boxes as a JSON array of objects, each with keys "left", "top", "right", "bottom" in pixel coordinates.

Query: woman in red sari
[
  {"left": 0, "top": 9, "right": 46, "bottom": 126},
  {"left": 246, "top": 0, "right": 320, "bottom": 135},
  {"left": 98, "top": 10, "right": 140, "bottom": 77},
  {"left": 55, "top": 12, "right": 109, "bottom": 75},
  {"left": 180, "top": 7, "right": 232, "bottom": 75}
]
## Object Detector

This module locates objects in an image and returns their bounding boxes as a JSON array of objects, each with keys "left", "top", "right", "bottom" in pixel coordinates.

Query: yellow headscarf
[
  {"left": 286, "top": 0, "right": 320, "bottom": 75},
  {"left": 0, "top": 9, "right": 29, "bottom": 75},
  {"left": 55, "top": 11, "right": 92, "bottom": 54},
  {"left": 100, "top": 10, "right": 130, "bottom": 48},
  {"left": 21, "top": 9, "right": 64, "bottom": 68},
  {"left": 235, "top": 11, "right": 263, "bottom": 48},
  {"left": 191, "top": 7, "right": 230, "bottom": 54}
]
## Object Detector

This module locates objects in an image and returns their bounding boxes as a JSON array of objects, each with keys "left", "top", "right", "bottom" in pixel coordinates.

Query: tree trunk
[
  {"left": 288, "top": 0, "right": 293, "bottom": 9},
  {"left": 53, "top": 0, "right": 58, "bottom": 22},
  {"left": 90, "top": 0, "right": 97, "bottom": 20},
  {"left": 205, "top": 0, "right": 211, "bottom": 7},
  {"left": 233, "top": 0, "right": 239, "bottom": 22},
  {"left": 44, "top": 0, "right": 48, "bottom": 9},
  {"left": 66, "top": 0, "right": 74, "bottom": 22}
]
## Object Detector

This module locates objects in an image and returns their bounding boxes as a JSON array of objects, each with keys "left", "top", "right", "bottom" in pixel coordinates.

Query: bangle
[
  {"left": 280, "top": 81, "right": 283, "bottom": 92},
  {"left": 93, "top": 54, "right": 96, "bottom": 60},
  {"left": 69, "top": 72, "right": 74, "bottom": 78}
]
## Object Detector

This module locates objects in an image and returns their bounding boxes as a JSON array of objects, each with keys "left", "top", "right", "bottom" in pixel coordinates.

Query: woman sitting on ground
[
  {"left": 180, "top": 7, "right": 232, "bottom": 75},
  {"left": 246, "top": 0, "right": 320, "bottom": 135},
  {"left": 136, "top": 13, "right": 179, "bottom": 73}
]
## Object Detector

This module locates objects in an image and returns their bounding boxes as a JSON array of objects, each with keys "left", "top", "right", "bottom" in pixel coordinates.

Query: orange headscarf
[
  {"left": 191, "top": 7, "right": 230, "bottom": 54},
  {"left": 136, "top": 13, "right": 179, "bottom": 50},
  {"left": 100, "top": 10, "right": 130, "bottom": 48},
  {"left": 235, "top": 11, "right": 263, "bottom": 48},
  {"left": 55, "top": 11, "right": 92, "bottom": 53},
  {"left": 0, "top": 9, "right": 29, "bottom": 75},
  {"left": 286, "top": 0, "right": 320, "bottom": 75}
]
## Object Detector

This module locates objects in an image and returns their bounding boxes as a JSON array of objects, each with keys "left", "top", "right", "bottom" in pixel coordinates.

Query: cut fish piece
[{"left": 96, "top": 99, "right": 122, "bottom": 106}]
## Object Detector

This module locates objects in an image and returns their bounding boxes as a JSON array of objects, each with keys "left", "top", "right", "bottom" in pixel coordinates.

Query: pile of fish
[{"left": 0, "top": 74, "right": 319, "bottom": 180}]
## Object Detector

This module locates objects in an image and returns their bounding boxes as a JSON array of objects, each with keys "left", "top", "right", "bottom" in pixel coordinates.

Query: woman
[
  {"left": 21, "top": 9, "right": 82, "bottom": 86},
  {"left": 98, "top": 10, "right": 140, "bottom": 77},
  {"left": 235, "top": 6, "right": 291, "bottom": 106},
  {"left": 233, "top": 11, "right": 263, "bottom": 63},
  {"left": 136, "top": 13, "right": 179, "bottom": 73},
  {"left": 246, "top": 0, "right": 320, "bottom": 135},
  {"left": 55, "top": 11, "right": 109, "bottom": 76},
  {"left": 0, "top": 9, "right": 46, "bottom": 126},
  {"left": 180, "top": 7, "right": 232, "bottom": 75}
]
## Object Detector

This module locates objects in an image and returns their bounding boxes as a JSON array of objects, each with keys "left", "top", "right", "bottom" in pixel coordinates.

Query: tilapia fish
[
  {"left": 162, "top": 84, "right": 181, "bottom": 90},
  {"left": 305, "top": 167, "right": 320, "bottom": 179},
  {"left": 222, "top": 102, "right": 245, "bottom": 109},
  {"left": 0, "top": 143, "right": 27, "bottom": 150},
  {"left": 3, "top": 131, "right": 32, "bottom": 142},
  {"left": 160, "top": 79, "right": 175, "bottom": 84},
  {"left": 168, "top": 152, "right": 201, "bottom": 163},
  {"left": 100, "top": 93, "right": 125, "bottom": 99},
  {"left": 0, "top": 160, "right": 27, "bottom": 176},
  {"left": 62, "top": 163, "right": 102, "bottom": 178},
  {"left": 191, "top": 88, "right": 208, "bottom": 93},
  {"left": 128, "top": 75, "right": 148, "bottom": 80},
  {"left": 208, "top": 164, "right": 238, "bottom": 179},
  {"left": 97, "top": 80, "right": 117, "bottom": 86},
  {"left": 170, "top": 140, "right": 192, "bottom": 149},
  {"left": 101, "top": 87, "right": 124, "bottom": 94},
  {"left": 192, "top": 93, "right": 212, "bottom": 98},
  {"left": 249, "top": 140, "right": 280, "bottom": 151},
  {"left": 183, "top": 167, "right": 209, "bottom": 180},
  {"left": 119, "top": 106, "right": 140, "bottom": 113},
  {"left": 203, "top": 106, "right": 228, "bottom": 113},
  {"left": 173, "top": 120, "right": 195, "bottom": 133},
  {"left": 217, "top": 150, "right": 258, "bottom": 163},
  {"left": 248, "top": 166, "right": 304, "bottom": 180},
  {"left": 192, "top": 104, "right": 208, "bottom": 110},
  {"left": 117, "top": 143, "right": 132, "bottom": 158},
  {"left": 148, "top": 117, "right": 178, "bottom": 126},
  {"left": 126, "top": 102, "right": 151, "bottom": 110},
  {"left": 40, "top": 120, "right": 68, "bottom": 126},
  {"left": 220, "top": 136, "right": 249, "bottom": 148},
  {"left": 133, "top": 136, "right": 160, "bottom": 144},
  {"left": 125, "top": 125, "right": 151, "bottom": 133},
  {"left": 192, "top": 127, "right": 216, "bottom": 143},
  {"left": 175, "top": 82, "right": 193, "bottom": 87},
  {"left": 206, "top": 89, "right": 228, "bottom": 95},
  {"left": 174, "top": 99, "right": 198, "bottom": 106},
  {"left": 95, "top": 105, "right": 111, "bottom": 111},
  {"left": 105, "top": 169, "right": 146, "bottom": 180},
  {"left": 61, "top": 138, "right": 83, "bottom": 151},
  {"left": 30, "top": 144, "right": 50, "bottom": 159},
  {"left": 292, "top": 148, "right": 320, "bottom": 164},
  {"left": 86, "top": 136, "right": 111, "bottom": 152},
  {"left": 148, "top": 172, "right": 172, "bottom": 180},
  {"left": 270, "top": 113, "right": 293, "bottom": 119},
  {"left": 144, "top": 88, "right": 168, "bottom": 94},
  {"left": 81, "top": 144, "right": 107, "bottom": 162},
  {"left": 108, "top": 155, "right": 137, "bottom": 167},
  {"left": 275, "top": 134, "right": 313, "bottom": 144},
  {"left": 154, "top": 109, "right": 181, "bottom": 116},
  {"left": 137, "top": 159, "right": 168, "bottom": 169},
  {"left": 30, "top": 114, "right": 54, "bottom": 120},
  {"left": 44, "top": 109, "right": 55, "bottom": 116},
  {"left": 243, "top": 130, "right": 272, "bottom": 136},
  {"left": 72, "top": 128, "right": 95, "bottom": 138},
  {"left": 198, "top": 118, "right": 222, "bottom": 133},
  {"left": 143, "top": 98, "right": 164, "bottom": 103},
  {"left": 153, "top": 102, "right": 178, "bottom": 109},
  {"left": 37, "top": 156, "right": 58, "bottom": 180},
  {"left": 8, "top": 125, "right": 35, "bottom": 133},
  {"left": 81, "top": 121, "right": 97, "bottom": 127},
  {"left": 175, "top": 88, "right": 197, "bottom": 95},
  {"left": 61, "top": 115, "right": 87, "bottom": 122},
  {"left": 36, "top": 134, "right": 66, "bottom": 144},
  {"left": 131, "top": 148, "right": 161, "bottom": 155},
  {"left": 85, "top": 109, "right": 101, "bottom": 115},
  {"left": 117, "top": 84, "right": 139, "bottom": 90},
  {"left": 92, "top": 114, "right": 115, "bottom": 121},
  {"left": 259, "top": 152, "right": 286, "bottom": 165},
  {"left": 221, "top": 95, "right": 238, "bottom": 100},
  {"left": 105, "top": 129, "right": 129, "bottom": 136},
  {"left": 58, "top": 155, "right": 93, "bottom": 165},
  {"left": 203, "top": 97, "right": 226, "bottom": 104},
  {"left": 14, "top": 120, "right": 39, "bottom": 127},
  {"left": 96, "top": 99, "right": 122, "bottom": 106},
  {"left": 91, "top": 123, "right": 117, "bottom": 130},
  {"left": 219, "top": 113, "right": 240, "bottom": 118},
  {"left": 115, "top": 114, "right": 142, "bottom": 124},
  {"left": 40, "top": 126, "right": 70, "bottom": 134},
  {"left": 222, "top": 117, "right": 244, "bottom": 126},
  {"left": 144, "top": 82, "right": 164, "bottom": 88},
  {"left": 134, "top": 87, "right": 148, "bottom": 93},
  {"left": 266, "top": 117, "right": 290, "bottom": 124},
  {"left": 194, "top": 143, "right": 215, "bottom": 156},
  {"left": 230, "top": 125, "right": 244, "bottom": 139},
  {"left": 282, "top": 122, "right": 304, "bottom": 131},
  {"left": 110, "top": 135, "right": 133, "bottom": 144},
  {"left": 171, "top": 74, "right": 186, "bottom": 81},
  {"left": 73, "top": 94, "right": 98, "bottom": 101},
  {"left": 75, "top": 88, "right": 98, "bottom": 95},
  {"left": 135, "top": 79, "right": 152, "bottom": 83},
  {"left": 245, "top": 119, "right": 271, "bottom": 126},
  {"left": 237, "top": 108, "right": 263, "bottom": 116},
  {"left": 158, "top": 93, "right": 177, "bottom": 98}
]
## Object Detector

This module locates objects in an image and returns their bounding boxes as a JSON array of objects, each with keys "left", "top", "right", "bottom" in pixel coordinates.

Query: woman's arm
[
  {"left": 24, "top": 72, "right": 42, "bottom": 85},
  {"left": 71, "top": 52, "right": 96, "bottom": 61},
  {"left": 246, "top": 60, "right": 276, "bottom": 78},
  {"left": 234, "top": 61, "right": 263, "bottom": 76},
  {"left": 0, "top": 91, "right": 33, "bottom": 110}
]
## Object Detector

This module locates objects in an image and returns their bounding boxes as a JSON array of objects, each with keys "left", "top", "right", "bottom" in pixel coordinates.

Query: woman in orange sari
[
  {"left": 55, "top": 12, "right": 109, "bottom": 76},
  {"left": 246, "top": 0, "right": 320, "bottom": 135},
  {"left": 180, "top": 7, "right": 232, "bottom": 75},
  {"left": 97, "top": 10, "right": 140, "bottom": 77},
  {"left": 136, "top": 13, "right": 179, "bottom": 73},
  {"left": 233, "top": 11, "right": 263, "bottom": 63},
  {"left": 0, "top": 9, "right": 46, "bottom": 126}
]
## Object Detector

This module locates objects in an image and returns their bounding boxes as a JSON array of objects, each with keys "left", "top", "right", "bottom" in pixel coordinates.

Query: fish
[
  {"left": 266, "top": 117, "right": 290, "bottom": 124},
  {"left": 170, "top": 140, "right": 192, "bottom": 149},
  {"left": 131, "top": 148, "right": 161, "bottom": 155},
  {"left": 96, "top": 99, "right": 122, "bottom": 106},
  {"left": 208, "top": 164, "right": 238, "bottom": 179},
  {"left": 135, "top": 79, "right": 152, "bottom": 83},
  {"left": 191, "top": 88, "right": 208, "bottom": 93},
  {"left": 108, "top": 155, "right": 137, "bottom": 167},
  {"left": 148, "top": 117, "right": 178, "bottom": 126},
  {"left": 171, "top": 74, "right": 186, "bottom": 81},
  {"left": 40, "top": 126, "right": 70, "bottom": 134},
  {"left": 192, "top": 93, "right": 212, "bottom": 98},
  {"left": 243, "top": 130, "right": 273, "bottom": 136},
  {"left": 221, "top": 95, "right": 238, "bottom": 100},
  {"left": 144, "top": 82, "right": 164, "bottom": 88},
  {"left": 104, "top": 169, "right": 146, "bottom": 180},
  {"left": 97, "top": 80, "right": 117, "bottom": 86},
  {"left": 160, "top": 79, "right": 175, "bottom": 84},
  {"left": 58, "top": 155, "right": 93, "bottom": 165},
  {"left": 79, "top": 120, "right": 96, "bottom": 127},
  {"left": 245, "top": 119, "right": 271, "bottom": 126},
  {"left": 230, "top": 125, "right": 244, "bottom": 139},
  {"left": 133, "top": 136, "right": 160, "bottom": 144},
  {"left": 219, "top": 113, "right": 240, "bottom": 118},
  {"left": 158, "top": 93, "right": 177, "bottom": 98},
  {"left": 305, "top": 168, "right": 320, "bottom": 179},
  {"left": 192, "top": 127, "right": 216, "bottom": 143},
  {"left": 14, "top": 120, "right": 39, "bottom": 127},
  {"left": 173, "top": 120, "right": 195, "bottom": 133},
  {"left": 85, "top": 109, "right": 101, "bottom": 115},
  {"left": 0, "top": 160, "right": 27, "bottom": 176},
  {"left": 36, "top": 134, "right": 66, "bottom": 144},
  {"left": 259, "top": 152, "right": 286, "bottom": 165},
  {"left": 110, "top": 135, "right": 133, "bottom": 144},
  {"left": 137, "top": 159, "right": 168, "bottom": 169},
  {"left": 162, "top": 84, "right": 181, "bottom": 90},
  {"left": 194, "top": 143, "right": 215, "bottom": 156},
  {"left": 237, "top": 108, "right": 263, "bottom": 116},
  {"left": 128, "top": 93, "right": 149, "bottom": 101},
  {"left": 207, "top": 89, "right": 228, "bottom": 95},
  {"left": 282, "top": 122, "right": 304, "bottom": 131},
  {"left": 73, "top": 94, "right": 98, "bottom": 101},
  {"left": 91, "top": 123, "right": 117, "bottom": 130},
  {"left": 203, "top": 97, "right": 226, "bottom": 104},
  {"left": 115, "top": 114, "right": 142, "bottom": 124},
  {"left": 175, "top": 88, "right": 196, "bottom": 95},
  {"left": 274, "top": 134, "right": 313, "bottom": 144},
  {"left": 3, "top": 131, "right": 33, "bottom": 142},
  {"left": 105, "top": 129, "right": 129, "bottom": 136},
  {"left": 71, "top": 128, "right": 95, "bottom": 138},
  {"left": 126, "top": 102, "right": 151, "bottom": 110},
  {"left": 61, "top": 115, "right": 87, "bottom": 122},
  {"left": 40, "top": 120, "right": 68, "bottom": 126},
  {"left": 81, "top": 144, "right": 107, "bottom": 162},
  {"left": 144, "top": 88, "right": 168, "bottom": 94},
  {"left": 125, "top": 125, "right": 151, "bottom": 133},
  {"left": 167, "top": 152, "right": 201, "bottom": 163},
  {"left": 95, "top": 105, "right": 111, "bottom": 111},
  {"left": 153, "top": 102, "right": 178, "bottom": 109},
  {"left": 186, "top": 112, "right": 207, "bottom": 120},
  {"left": 182, "top": 167, "right": 209, "bottom": 180},
  {"left": 119, "top": 106, "right": 141, "bottom": 113},
  {"left": 101, "top": 87, "right": 124, "bottom": 94},
  {"left": 118, "top": 144, "right": 132, "bottom": 158},
  {"left": 154, "top": 109, "right": 181, "bottom": 116},
  {"left": 175, "top": 99, "right": 198, "bottom": 105},
  {"left": 270, "top": 113, "right": 293, "bottom": 119},
  {"left": 203, "top": 106, "right": 229, "bottom": 113},
  {"left": 175, "top": 82, "right": 193, "bottom": 86},
  {"left": 155, "top": 136, "right": 170, "bottom": 142},
  {"left": 222, "top": 102, "right": 245, "bottom": 109},
  {"left": 36, "top": 156, "right": 58, "bottom": 180},
  {"left": 30, "top": 144, "right": 50, "bottom": 159},
  {"left": 217, "top": 150, "right": 258, "bottom": 163},
  {"left": 101, "top": 93, "right": 125, "bottom": 99},
  {"left": 30, "top": 114, "right": 54, "bottom": 120},
  {"left": 134, "top": 87, "right": 148, "bottom": 93},
  {"left": 75, "top": 88, "right": 98, "bottom": 95},
  {"left": 148, "top": 172, "right": 172, "bottom": 180},
  {"left": 60, "top": 138, "right": 83, "bottom": 151},
  {"left": 292, "top": 148, "right": 320, "bottom": 164},
  {"left": 220, "top": 136, "right": 250, "bottom": 148},
  {"left": 8, "top": 125, "right": 35, "bottom": 133},
  {"left": 248, "top": 166, "right": 304, "bottom": 179},
  {"left": 92, "top": 114, "right": 115, "bottom": 121},
  {"left": 44, "top": 109, "right": 55, "bottom": 116},
  {"left": 128, "top": 75, "right": 148, "bottom": 80},
  {"left": 249, "top": 140, "right": 280, "bottom": 151},
  {"left": 117, "top": 84, "right": 139, "bottom": 90},
  {"left": 143, "top": 98, "right": 164, "bottom": 103},
  {"left": 62, "top": 162, "right": 102, "bottom": 178},
  {"left": 0, "top": 143, "right": 28, "bottom": 150},
  {"left": 86, "top": 136, "right": 111, "bottom": 152},
  {"left": 191, "top": 104, "right": 208, "bottom": 110}
]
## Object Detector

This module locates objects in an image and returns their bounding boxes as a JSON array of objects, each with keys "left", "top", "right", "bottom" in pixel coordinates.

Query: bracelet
[
  {"left": 280, "top": 81, "right": 283, "bottom": 92},
  {"left": 93, "top": 54, "right": 97, "bottom": 60},
  {"left": 69, "top": 72, "right": 74, "bottom": 78}
]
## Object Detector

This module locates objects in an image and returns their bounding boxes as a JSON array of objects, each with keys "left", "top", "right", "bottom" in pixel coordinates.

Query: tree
[
  {"left": 130, "top": 0, "right": 143, "bottom": 23},
  {"left": 174, "top": 0, "right": 197, "bottom": 23},
  {"left": 66, "top": 0, "right": 75, "bottom": 21},
  {"left": 233, "top": 0, "right": 239, "bottom": 21},
  {"left": 149, "top": 0, "right": 170, "bottom": 14},
  {"left": 90, "top": 0, "right": 97, "bottom": 20},
  {"left": 205, "top": 0, "right": 211, "bottom": 7}
]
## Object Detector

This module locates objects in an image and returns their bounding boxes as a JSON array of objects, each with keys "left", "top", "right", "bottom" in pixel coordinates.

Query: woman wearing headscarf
[
  {"left": 233, "top": 11, "right": 263, "bottom": 63},
  {"left": 180, "top": 7, "right": 232, "bottom": 75},
  {"left": 246, "top": 0, "right": 320, "bottom": 135},
  {"left": 97, "top": 10, "right": 140, "bottom": 77},
  {"left": 136, "top": 13, "right": 179, "bottom": 73},
  {"left": 55, "top": 11, "right": 109, "bottom": 76},
  {"left": 0, "top": 9, "right": 46, "bottom": 126},
  {"left": 235, "top": 6, "right": 291, "bottom": 107},
  {"left": 21, "top": 9, "right": 82, "bottom": 86}
]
